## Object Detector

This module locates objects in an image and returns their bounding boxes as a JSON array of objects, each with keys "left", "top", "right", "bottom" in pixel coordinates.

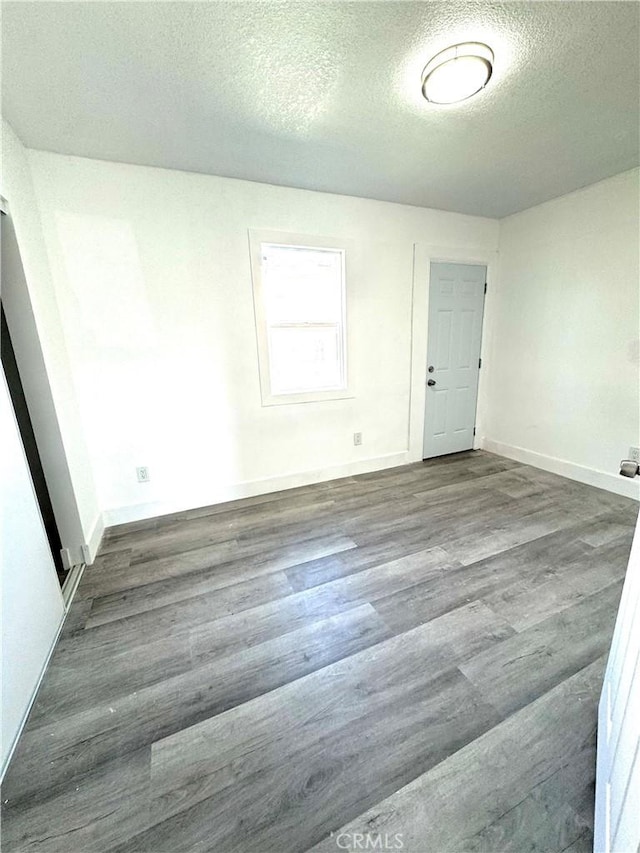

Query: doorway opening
[{"left": 1, "top": 303, "right": 65, "bottom": 585}]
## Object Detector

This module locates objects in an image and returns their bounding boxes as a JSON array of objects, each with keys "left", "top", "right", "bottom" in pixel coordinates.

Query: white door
[
  {"left": 423, "top": 262, "right": 486, "bottom": 459},
  {"left": 594, "top": 510, "right": 640, "bottom": 853}
]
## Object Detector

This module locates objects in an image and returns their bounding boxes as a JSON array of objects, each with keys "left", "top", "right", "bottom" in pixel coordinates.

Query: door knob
[
  {"left": 428, "top": 365, "right": 435, "bottom": 373},
  {"left": 427, "top": 379, "right": 436, "bottom": 387}
]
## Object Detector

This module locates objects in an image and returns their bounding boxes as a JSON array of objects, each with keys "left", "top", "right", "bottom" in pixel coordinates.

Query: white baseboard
[
  {"left": 482, "top": 438, "right": 640, "bottom": 500},
  {"left": 103, "top": 451, "right": 412, "bottom": 527},
  {"left": 62, "top": 561, "right": 86, "bottom": 607},
  {"left": 85, "top": 513, "right": 105, "bottom": 564}
]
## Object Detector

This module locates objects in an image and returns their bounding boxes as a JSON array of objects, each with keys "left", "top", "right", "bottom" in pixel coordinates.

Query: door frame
[
  {"left": 408, "top": 243, "right": 498, "bottom": 462},
  {"left": 1, "top": 304, "right": 66, "bottom": 583},
  {"left": 0, "top": 202, "right": 92, "bottom": 567}
]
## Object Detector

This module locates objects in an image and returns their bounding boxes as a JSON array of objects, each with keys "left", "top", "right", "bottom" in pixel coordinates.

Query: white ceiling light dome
[{"left": 422, "top": 42, "right": 494, "bottom": 105}]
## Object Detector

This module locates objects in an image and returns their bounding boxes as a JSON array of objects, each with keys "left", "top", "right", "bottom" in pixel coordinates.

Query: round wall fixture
[{"left": 422, "top": 42, "right": 494, "bottom": 105}]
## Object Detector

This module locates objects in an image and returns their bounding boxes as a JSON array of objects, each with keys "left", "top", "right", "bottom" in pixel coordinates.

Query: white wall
[
  {"left": 27, "top": 150, "right": 499, "bottom": 524},
  {"left": 483, "top": 169, "right": 640, "bottom": 499},
  {"left": 1, "top": 121, "right": 103, "bottom": 558},
  {"left": 0, "top": 368, "right": 64, "bottom": 776}
]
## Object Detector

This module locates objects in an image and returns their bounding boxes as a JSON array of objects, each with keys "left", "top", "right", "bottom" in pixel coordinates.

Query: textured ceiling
[{"left": 2, "top": 1, "right": 639, "bottom": 217}]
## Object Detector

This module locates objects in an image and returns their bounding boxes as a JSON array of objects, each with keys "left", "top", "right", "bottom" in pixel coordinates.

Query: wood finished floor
[{"left": 2, "top": 451, "right": 638, "bottom": 853}]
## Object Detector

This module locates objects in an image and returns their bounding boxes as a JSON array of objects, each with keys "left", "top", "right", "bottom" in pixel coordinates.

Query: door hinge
[
  {"left": 478, "top": 357, "right": 482, "bottom": 369},
  {"left": 484, "top": 282, "right": 487, "bottom": 294},
  {"left": 473, "top": 427, "right": 476, "bottom": 436}
]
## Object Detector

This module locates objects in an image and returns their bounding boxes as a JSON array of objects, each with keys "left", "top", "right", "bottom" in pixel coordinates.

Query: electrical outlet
[
  {"left": 629, "top": 447, "right": 640, "bottom": 463},
  {"left": 353, "top": 432, "right": 363, "bottom": 446},
  {"left": 136, "top": 466, "right": 150, "bottom": 483}
]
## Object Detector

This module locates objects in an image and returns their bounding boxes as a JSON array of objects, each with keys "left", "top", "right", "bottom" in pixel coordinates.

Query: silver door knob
[{"left": 427, "top": 379, "right": 436, "bottom": 387}]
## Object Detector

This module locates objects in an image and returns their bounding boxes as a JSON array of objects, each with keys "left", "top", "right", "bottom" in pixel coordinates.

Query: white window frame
[{"left": 249, "top": 229, "right": 353, "bottom": 406}]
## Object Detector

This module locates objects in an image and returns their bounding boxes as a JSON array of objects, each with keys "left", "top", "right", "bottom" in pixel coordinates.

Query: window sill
[{"left": 261, "top": 388, "right": 354, "bottom": 407}]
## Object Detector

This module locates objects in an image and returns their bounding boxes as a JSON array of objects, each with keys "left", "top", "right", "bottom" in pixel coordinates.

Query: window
[{"left": 250, "top": 231, "right": 351, "bottom": 405}]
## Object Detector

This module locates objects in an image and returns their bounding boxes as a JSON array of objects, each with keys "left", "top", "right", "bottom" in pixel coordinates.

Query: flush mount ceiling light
[{"left": 422, "top": 42, "right": 494, "bottom": 105}]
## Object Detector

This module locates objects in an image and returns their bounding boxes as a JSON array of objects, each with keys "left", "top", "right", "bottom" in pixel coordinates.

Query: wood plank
[
  {"left": 443, "top": 505, "right": 580, "bottom": 566},
  {"left": 372, "top": 525, "right": 594, "bottom": 636},
  {"left": 483, "top": 571, "right": 585, "bottom": 632},
  {"left": 457, "top": 736, "right": 596, "bottom": 852},
  {"left": 345, "top": 487, "right": 517, "bottom": 546},
  {"left": 440, "top": 485, "right": 631, "bottom": 568},
  {"left": 285, "top": 538, "right": 433, "bottom": 592},
  {"left": 576, "top": 512, "right": 638, "bottom": 547},
  {"left": 75, "top": 549, "right": 132, "bottom": 600},
  {"left": 559, "top": 832, "right": 597, "bottom": 853},
  {"left": 86, "top": 566, "right": 293, "bottom": 628},
  {"left": 562, "top": 538, "right": 633, "bottom": 596},
  {"left": 460, "top": 580, "right": 623, "bottom": 716},
  {"left": 59, "top": 596, "right": 94, "bottom": 638},
  {"left": 1, "top": 605, "right": 390, "bottom": 805},
  {"left": 124, "top": 670, "right": 499, "bottom": 853},
  {"left": 484, "top": 537, "right": 631, "bottom": 631},
  {"left": 88, "top": 534, "right": 359, "bottom": 628},
  {"left": 190, "top": 546, "right": 456, "bottom": 664},
  {"left": 27, "top": 626, "right": 194, "bottom": 727},
  {"left": 82, "top": 533, "right": 356, "bottom": 600},
  {"left": 1, "top": 748, "right": 151, "bottom": 853},
  {"left": 79, "top": 538, "right": 240, "bottom": 598},
  {"left": 309, "top": 657, "right": 606, "bottom": 853},
  {"left": 149, "top": 601, "right": 513, "bottom": 827},
  {"left": 102, "top": 497, "right": 337, "bottom": 560}
]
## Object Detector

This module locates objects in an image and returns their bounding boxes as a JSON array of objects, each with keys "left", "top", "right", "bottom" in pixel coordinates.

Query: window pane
[
  {"left": 262, "top": 244, "right": 344, "bottom": 325},
  {"left": 268, "top": 325, "right": 344, "bottom": 394}
]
